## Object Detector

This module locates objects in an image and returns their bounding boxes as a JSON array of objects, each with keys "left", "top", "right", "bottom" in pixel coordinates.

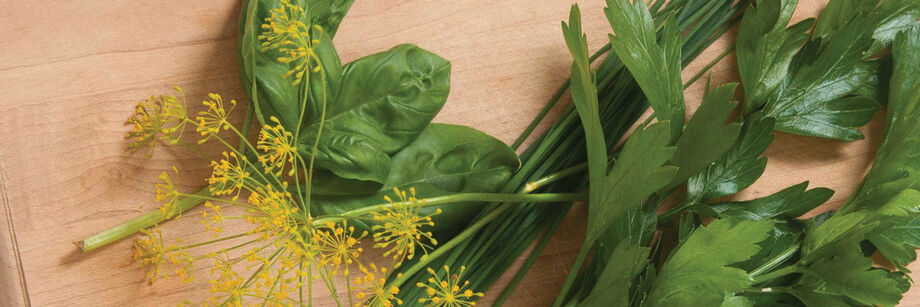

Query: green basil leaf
[
  {"left": 298, "top": 44, "right": 451, "bottom": 184},
  {"left": 239, "top": 0, "right": 345, "bottom": 129},
  {"left": 304, "top": 0, "right": 356, "bottom": 37},
  {"left": 312, "top": 123, "right": 520, "bottom": 235}
]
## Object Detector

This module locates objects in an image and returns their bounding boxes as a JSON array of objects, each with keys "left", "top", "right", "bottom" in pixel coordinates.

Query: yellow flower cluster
[
  {"left": 313, "top": 220, "right": 367, "bottom": 276},
  {"left": 196, "top": 93, "right": 236, "bottom": 143},
  {"left": 133, "top": 225, "right": 194, "bottom": 284},
  {"left": 257, "top": 116, "right": 298, "bottom": 177},
  {"left": 373, "top": 187, "right": 441, "bottom": 266},
  {"left": 125, "top": 87, "right": 187, "bottom": 157},
  {"left": 121, "top": 3, "right": 487, "bottom": 303},
  {"left": 355, "top": 264, "right": 403, "bottom": 307},
  {"left": 155, "top": 166, "right": 182, "bottom": 219},
  {"left": 208, "top": 151, "right": 251, "bottom": 201},
  {"left": 417, "top": 265, "right": 484, "bottom": 307},
  {"left": 259, "top": 0, "right": 324, "bottom": 85}
]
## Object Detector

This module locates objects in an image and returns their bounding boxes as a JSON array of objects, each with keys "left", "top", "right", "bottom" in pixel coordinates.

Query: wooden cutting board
[{"left": 1, "top": 0, "right": 917, "bottom": 306}]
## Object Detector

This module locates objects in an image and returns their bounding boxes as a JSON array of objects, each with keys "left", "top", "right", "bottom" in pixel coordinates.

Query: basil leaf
[
  {"left": 239, "top": 0, "right": 345, "bottom": 129},
  {"left": 312, "top": 123, "right": 520, "bottom": 235},
  {"left": 298, "top": 44, "right": 451, "bottom": 184}
]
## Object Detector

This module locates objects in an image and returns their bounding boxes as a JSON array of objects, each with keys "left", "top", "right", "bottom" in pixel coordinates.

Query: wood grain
[{"left": 0, "top": 0, "right": 917, "bottom": 306}]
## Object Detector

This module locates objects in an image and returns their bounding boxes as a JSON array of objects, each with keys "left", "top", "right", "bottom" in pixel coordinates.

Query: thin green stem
[
  {"left": 341, "top": 193, "right": 586, "bottom": 218},
  {"left": 749, "top": 245, "right": 800, "bottom": 278},
  {"left": 682, "top": 46, "right": 735, "bottom": 89},
  {"left": 752, "top": 265, "right": 801, "bottom": 285},
  {"left": 552, "top": 243, "right": 591, "bottom": 307},
  {"left": 77, "top": 188, "right": 210, "bottom": 252}
]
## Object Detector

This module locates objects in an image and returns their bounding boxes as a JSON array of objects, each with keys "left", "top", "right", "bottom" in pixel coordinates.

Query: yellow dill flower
[
  {"left": 372, "top": 187, "right": 440, "bottom": 266},
  {"left": 155, "top": 166, "right": 182, "bottom": 219},
  {"left": 125, "top": 87, "right": 188, "bottom": 157},
  {"left": 208, "top": 254, "right": 247, "bottom": 306},
  {"left": 355, "top": 264, "right": 403, "bottom": 307},
  {"left": 195, "top": 93, "right": 236, "bottom": 144},
  {"left": 257, "top": 116, "right": 298, "bottom": 177},
  {"left": 313, "top": 220, "right": 368, "bottom": 276},
  {"left": 208, "top": 151, "right": 251, "bottom": 201},
  {"left": 258, "top": 0, "right": 324, "bottom": 85},
  {"left": 200, "top": 201, "right": 225, "bottom": 238},
  {"left": 416, "top": 265, "right": 484, "bottom": 307},
  {"left": 246, "top": 184, "right": 299, "bottom": 238},
  {"left": 133, "top": 225, "right": 194, "bottom": 284}
]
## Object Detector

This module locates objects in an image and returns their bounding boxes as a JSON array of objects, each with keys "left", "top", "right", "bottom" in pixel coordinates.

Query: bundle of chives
[{"left": 387, "top": 0, "right": 752, "bottom": 304}]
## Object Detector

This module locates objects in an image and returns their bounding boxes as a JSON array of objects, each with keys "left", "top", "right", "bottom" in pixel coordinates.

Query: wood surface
[{"left": 0, "top": 0, "right": 918, "bottom": 306}]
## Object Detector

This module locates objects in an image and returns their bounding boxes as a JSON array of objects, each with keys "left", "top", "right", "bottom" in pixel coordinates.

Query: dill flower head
[
  {"left": 208, "top": 151, "right": 251, "bottom": 200},
  {"left": 416, "top": 265, "right": 484, "bottom": 307},
  {"left": 257, "top": 116, "right": 298, "bottom": 177},
  {"left": 372, "top": 187, "right": 440, "bottom": 266},
  {"left": 355, "top": 263, "right": 403, "bottom": 307},
  {"left": 246, "top": 184, "right": 299, "bottom": 238},
  {"left": 125, "top": 87, "right": 188, "bottom": 157},
  {"left": 207, "top": 254, "right": 247, "bottom": 306},
  {"left": 155, "top": 166, "right": 182, "bottom": 219},
  {"left": 195, "top": 93, "right": 236, "bottom": 143},
  {"left": 200, "top": 201, "right": 224, "bottom": 238},
  {"left": 258, "top": 0, "right": 324, "bottom": 85},
  {"left": 313, "top": 220, "right": 368, "bottom": 276},
  {"left": 133, "top": 225, "right": 194, "bottom": 284}
]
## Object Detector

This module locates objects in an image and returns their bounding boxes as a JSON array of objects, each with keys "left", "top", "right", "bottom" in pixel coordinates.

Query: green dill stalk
[{"left": 389, "top": 0, "right": 751, "bottom": 303}]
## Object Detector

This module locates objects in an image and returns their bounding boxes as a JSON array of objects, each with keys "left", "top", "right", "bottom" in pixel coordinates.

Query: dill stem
[
  {"left": 76, "top": 188, "right": 210, "bottom": 252},
  {"left": 338, "top": 192, "right": 587, "bottom": 218}
]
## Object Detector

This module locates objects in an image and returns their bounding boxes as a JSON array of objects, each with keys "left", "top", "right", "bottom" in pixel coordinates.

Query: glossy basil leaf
[
  {"left": 239, "top": 0, "right": 345, "bottom": 129},
  {"left": 309, "top": 169, "right": 381, "bottom": 196},
  {"left": 312, "top": 123, "right": 520, "bottom": 235},
  {"left": 298, "top": 44, "right": 451, "bottom": 184},
  {"left": 304, "top": 0, "right": 356, "bottom": 37},
  {"left": 712, "top": 182, "right": 833, "bottom": 220}
]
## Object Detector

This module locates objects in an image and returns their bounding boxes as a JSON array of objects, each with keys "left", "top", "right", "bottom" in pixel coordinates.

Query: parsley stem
[
  {"left": 749, "top": 244, "right": 800, "bottom": 278},
  {"left": 752, "top": 264, "right": 801, "bottom": 285}
]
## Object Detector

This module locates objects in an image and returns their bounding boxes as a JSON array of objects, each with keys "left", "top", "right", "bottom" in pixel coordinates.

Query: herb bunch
[{"left": 551, "top": 0, "right": 920, "bottom": 306}]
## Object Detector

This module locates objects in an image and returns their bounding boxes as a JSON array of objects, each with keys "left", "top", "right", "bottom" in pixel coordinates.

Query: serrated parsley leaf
[
  {"left": 645, "top": 219, "right": 774, "bottom": 306},
  {"left": 605, "top": 0, "right": 685, "bottom": 140},
  {"left": 737, "top": 0, "right": 810, "bottom": 114},
  {"left": 799, "top": 244, "right": 904, "bottom": 306},
  {"left": 842, "top": 25, "right": 920, "bottom": 265},
  {"left": 669, "top": 82, "right": 743, "bottom": 187},
  {"left": 762, "top": 14, "right": 880, "bottom": 140},
  {"left": 712, "top": 181, "right": 834, "bottom": 220},
  {"left": 870, "top": 189, "right": 920, "bottom": 267},
  {"left": 688, "top": 115, "right": 774, "bottom": 202},
  {"left": 580, "top": 242, "right": 650, "bottom": 306}
]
